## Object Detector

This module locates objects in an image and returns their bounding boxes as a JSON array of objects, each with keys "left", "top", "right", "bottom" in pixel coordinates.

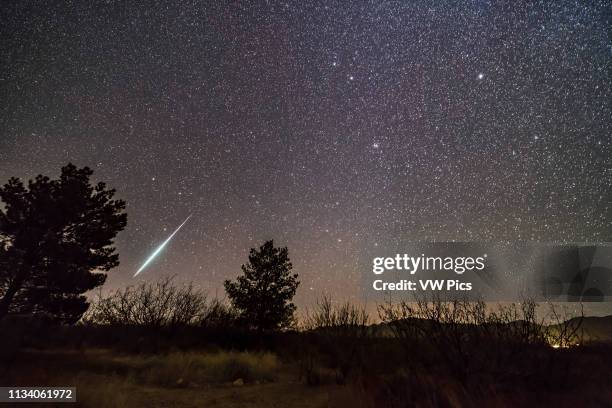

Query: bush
[
  {"left": 301, "top": 296, "right": 372, "bottom": 384},
  {"left": 83, "top": 277, "right": 239, "bottom": 329},
  {"left": 199, "top": 298, "right": 241, "bottom": 330},
  {"left": 377, "top": 295, "right": 585, "bottom": 385}
]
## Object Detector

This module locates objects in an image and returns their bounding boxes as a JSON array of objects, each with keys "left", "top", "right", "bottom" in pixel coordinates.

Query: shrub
[
  {"left": 84, "top": 277, "right": 206, "bottom": 327},
  {"left": 83, "top": 277, "right": 239, "bottom": 330},
  {"left": 301, "top": 296, "right": 372, "bottom": 384}
]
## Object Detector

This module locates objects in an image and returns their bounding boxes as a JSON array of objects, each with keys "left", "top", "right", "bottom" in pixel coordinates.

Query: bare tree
[
  {"left": 302, "top": 295, "right": 371, "bottom": 384},
  {"left": 544, "top": 303, "right": 584, "bottom": 348},
  {"left": 303, "top": 295, "right": 370, "bottom": 333},
  {"left": 378, "top": 295, "right": 555, "bottom": 381},
  {"left": 378, "top": 294, "right": 586, "bottom": 385},
  {"left": 199, "top": 297, "right": 240, "bottom": 329}
]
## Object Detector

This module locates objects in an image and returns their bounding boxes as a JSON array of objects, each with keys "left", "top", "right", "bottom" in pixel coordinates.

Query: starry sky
[{"left": 1, "top": 1, "right": 611, "bottom": 307}]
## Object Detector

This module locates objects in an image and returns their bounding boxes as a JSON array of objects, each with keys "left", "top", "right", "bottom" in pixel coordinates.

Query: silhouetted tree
[
  {"left": 224, "top": 240, "right": 299, "bottom": 330},
  {"left": 0, "top": 164, "right": 127, "bottom": 323}
]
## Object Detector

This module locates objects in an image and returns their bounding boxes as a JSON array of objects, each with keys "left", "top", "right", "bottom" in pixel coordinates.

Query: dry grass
[
  {"left": 115, "top": 350, "right": 279, "bottom": 386},
  {"left": 72, "top": 372, "right": 134, "bottom": 408},
  {"left": 1, "top": 348, "right": 333, "bottom": 408},
  {"left": 2, "top": 344, "right": 612, "bottom": 407}
]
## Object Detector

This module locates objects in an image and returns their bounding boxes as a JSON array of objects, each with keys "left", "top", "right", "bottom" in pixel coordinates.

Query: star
[{"left": 1, "top": 0, "right": 609, "bottom": 312}]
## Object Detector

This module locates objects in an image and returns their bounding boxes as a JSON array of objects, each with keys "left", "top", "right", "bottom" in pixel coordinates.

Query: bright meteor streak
[{"left": 134, "top": 215, "right": 192, "bottom": 277}]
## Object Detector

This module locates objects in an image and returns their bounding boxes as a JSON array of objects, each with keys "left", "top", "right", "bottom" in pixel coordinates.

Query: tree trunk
[
  {"left": 0, "top": 280, "right": 20, "bottom": 320},
  {"left": 0, "top": 265, "right": 27, "bottom": 320}
]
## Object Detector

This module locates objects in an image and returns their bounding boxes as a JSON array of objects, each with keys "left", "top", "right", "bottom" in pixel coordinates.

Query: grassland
[
  {"left": 4, "top": 348, "right": 339, "bottom": 408},
  {"left": 3, "top": 298, "right": 612, "bottom": 407}
]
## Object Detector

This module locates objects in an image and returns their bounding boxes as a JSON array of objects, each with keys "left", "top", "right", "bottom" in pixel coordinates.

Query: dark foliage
[
  {"left": 301, "top": 296, "right": 372, "bottom": 384},
  {"left": 224, "top": 240, "right": 299, "bottom": 331},
  {"left": 84, "top": 277, "right": 240, "bottom": 329},
  {"left": 0, "top": 164, "right": 127, "bottom": 323},
  {"left": 1, "top": 295, "right": 610, "bottom": 407}
]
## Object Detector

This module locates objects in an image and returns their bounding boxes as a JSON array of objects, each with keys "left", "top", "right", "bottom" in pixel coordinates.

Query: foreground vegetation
[
  {"left": 2, "top": 348, "right": 331, "bottom": 408},
  {"left": 2, "top": 281, "right": 612, "bottom": 407}
]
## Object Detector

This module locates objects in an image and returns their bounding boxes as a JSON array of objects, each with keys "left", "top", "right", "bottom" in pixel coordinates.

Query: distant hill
[
  {"left": 564, "top": 315, "right": 612, "bottom": 342},
  {"left": 370, "top": 315, "right": 612, "bottom": 343}
]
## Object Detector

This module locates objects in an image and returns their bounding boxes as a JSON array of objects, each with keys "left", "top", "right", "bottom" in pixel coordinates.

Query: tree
[
  {"left": 224, "top": 240, "right": 299, "bottom": 330},
  {"left": 0, "top": 163, "right": 127, "bottom": 323}
]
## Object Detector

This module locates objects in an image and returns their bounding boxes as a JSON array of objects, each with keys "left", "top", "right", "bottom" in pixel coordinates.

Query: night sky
[{"left": 1, "top": 1, "right": 611, "bottom": 307}]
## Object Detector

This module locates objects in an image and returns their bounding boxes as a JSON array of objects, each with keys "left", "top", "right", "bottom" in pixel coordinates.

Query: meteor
[{"left": 134, "top": 215, "right": 192, "bottom": 277}]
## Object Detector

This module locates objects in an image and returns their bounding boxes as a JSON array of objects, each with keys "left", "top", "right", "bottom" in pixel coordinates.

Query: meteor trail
[{"left": 134, "top": 215, "right": 192, "bottom": 277}]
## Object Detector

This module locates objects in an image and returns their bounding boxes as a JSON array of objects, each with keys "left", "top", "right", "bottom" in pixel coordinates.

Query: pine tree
[
  {"left": 224, "top": 240, "right": 299, "bottom": 330},
  {"left": 0, "top": 164, "right": 127, "bottom": 323}
]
